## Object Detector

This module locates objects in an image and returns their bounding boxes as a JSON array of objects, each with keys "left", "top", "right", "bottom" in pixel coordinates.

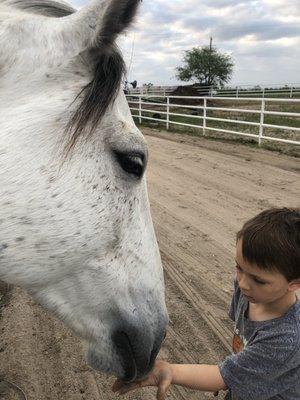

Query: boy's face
[{"left": 235, "top": 239, "right": 298, "bottom": 304}]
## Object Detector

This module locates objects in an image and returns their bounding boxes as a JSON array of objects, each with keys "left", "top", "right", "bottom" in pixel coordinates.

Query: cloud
[
  {"left": 213, "top": 19, "right": 300, "bottom": 41},
  {"left": 262, "top": 0, "right": 300, "bottom": 16},
  {"left": 69, "top": 0, "right": 300, "bottom": 86}
]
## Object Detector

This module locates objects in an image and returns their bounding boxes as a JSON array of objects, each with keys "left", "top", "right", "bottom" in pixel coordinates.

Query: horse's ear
[
  {"left": 96, "top": 0, "right": 141, "bottom": 47},
  {"left": 3, "top": 0, "right": 141, "bottom": 69}
]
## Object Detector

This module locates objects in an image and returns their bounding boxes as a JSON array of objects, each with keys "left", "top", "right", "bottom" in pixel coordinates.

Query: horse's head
[{"left": 0, "top": 0, "right": 168, "bottom": 382}]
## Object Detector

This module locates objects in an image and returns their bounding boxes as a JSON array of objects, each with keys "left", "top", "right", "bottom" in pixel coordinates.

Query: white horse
[{"left": 0, "top": 0, "right": 168, "bottom": 383}]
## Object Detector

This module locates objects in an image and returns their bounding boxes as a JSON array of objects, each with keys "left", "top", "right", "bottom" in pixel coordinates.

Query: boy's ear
[{"left": 288, "top": 279, "right": 300, "bottom": 292}]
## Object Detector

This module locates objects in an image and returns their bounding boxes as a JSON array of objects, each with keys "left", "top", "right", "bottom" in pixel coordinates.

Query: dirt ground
[{"left": 0, "top": 128, "right": 299, "bottom": 400}]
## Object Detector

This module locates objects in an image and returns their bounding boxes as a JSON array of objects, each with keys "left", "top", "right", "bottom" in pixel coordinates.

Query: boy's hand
[{"left": 112, "top": 360, "right": 173, "bottom": 400}]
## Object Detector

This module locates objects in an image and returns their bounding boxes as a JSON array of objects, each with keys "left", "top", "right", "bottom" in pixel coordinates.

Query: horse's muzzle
[{"left": 112, "top": 319, "right": 167, "bottom": 382}]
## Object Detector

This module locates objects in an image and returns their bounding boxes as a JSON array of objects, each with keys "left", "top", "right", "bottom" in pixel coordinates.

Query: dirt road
[{"left": 0, "top": 128, "right": 299, "bottom": 400}]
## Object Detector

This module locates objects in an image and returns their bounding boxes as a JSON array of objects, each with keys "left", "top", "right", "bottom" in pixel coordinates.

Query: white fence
[
  {"left": 126, "top": 95, "right": 300, "bottom": 146},
  {"left": 129, "top": 86, "right": 177, "bottom": 96},
  {"left": 128, "top": 83, "right": 300, "bottom": 99}
]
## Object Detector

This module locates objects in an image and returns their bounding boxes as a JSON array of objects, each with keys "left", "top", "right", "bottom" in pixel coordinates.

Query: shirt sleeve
[{"left": 219, "top": 326, "right": 299, "bottom": 400}]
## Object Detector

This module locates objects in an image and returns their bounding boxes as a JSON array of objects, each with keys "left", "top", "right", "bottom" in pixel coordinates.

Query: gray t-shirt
[{"left": 219, "top": 280, "right": 300, "bottom": 400}]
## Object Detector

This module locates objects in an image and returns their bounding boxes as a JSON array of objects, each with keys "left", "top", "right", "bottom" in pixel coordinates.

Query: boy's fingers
[
  {"left": 157, "top": 381, "right": 170, "bottom": 400},
  {"left": 112, "top": 379, "right": 145, "bottom": 394},
  {"left": 112, "top": 380, "right": 123, "bottom": 392},
  {"left": 117, "top": 382, "right": 140, "bottom": 395}
]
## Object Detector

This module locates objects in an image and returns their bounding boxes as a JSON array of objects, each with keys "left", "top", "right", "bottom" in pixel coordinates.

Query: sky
[{"left": 71, "top": 0, "right": 300, "bottom": 87}]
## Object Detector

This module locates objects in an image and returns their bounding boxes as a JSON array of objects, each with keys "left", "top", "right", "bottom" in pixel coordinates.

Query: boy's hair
[{"left": 237, "top": 208, "right": 300, "bottom": 281}]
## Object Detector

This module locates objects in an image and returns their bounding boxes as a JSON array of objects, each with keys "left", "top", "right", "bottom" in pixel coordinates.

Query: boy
[{"left": 112, "top": 208, "right": 300, "bottom": 400}]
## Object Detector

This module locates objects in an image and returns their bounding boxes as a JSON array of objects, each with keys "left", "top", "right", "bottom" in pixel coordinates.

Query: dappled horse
[{"left": 0, "top": 0, "right": 168, "bottom": 382}]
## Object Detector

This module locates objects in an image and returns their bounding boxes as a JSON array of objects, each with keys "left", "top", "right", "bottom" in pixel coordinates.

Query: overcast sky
[{"left": 71, "top": 0, "right": 300, "bottom": 87}]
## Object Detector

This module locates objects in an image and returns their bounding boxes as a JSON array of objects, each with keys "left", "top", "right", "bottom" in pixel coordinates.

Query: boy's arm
[{"left": 171, "top": 363, "right": 227, "bottom": 392}]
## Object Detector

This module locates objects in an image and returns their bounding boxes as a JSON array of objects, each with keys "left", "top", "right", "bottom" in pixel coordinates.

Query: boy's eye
[
  {"left": 253, "top": 277, "right": 267, "bottom": 285},
  {"left": 235, "top": 265, "right": 267, "bottom": 285}
]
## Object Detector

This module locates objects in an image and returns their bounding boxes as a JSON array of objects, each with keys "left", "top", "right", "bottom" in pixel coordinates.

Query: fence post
[
  {"left": 236, "top": 87, "right": 239, "bottom": 98},
  {"left": 262, "top": 88, "right": 265, "bottom": 98},
  {"left": 203, "top": 98, "right": 207, "bottom": 136},
  {"left": 166, "top": 96, "right": 170, "bottom": 130},
  {"left": 290, "top": 86, "right": 293, "bottom": 98},
  {"left": 259, "top": 99, "right": 265, "bottom": 146},
  {"left": 139, "top": 96, "right": 142, "bottom": 124}
]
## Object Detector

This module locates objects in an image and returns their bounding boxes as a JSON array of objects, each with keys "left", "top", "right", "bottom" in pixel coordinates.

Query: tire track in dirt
[
  {"left": 162, "top": 251, "right": 232, "bottom": 353},
  {"left": 152, "top": 201, "right": 233, "bottom": 300},
  {"left": 149, "top": 151, "right": 299, "bottom": 233}
]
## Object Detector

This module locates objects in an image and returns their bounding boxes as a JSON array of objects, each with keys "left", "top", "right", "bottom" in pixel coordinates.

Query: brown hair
[{"left": 237, "top": 208, "right": 300, "bottom": 281}]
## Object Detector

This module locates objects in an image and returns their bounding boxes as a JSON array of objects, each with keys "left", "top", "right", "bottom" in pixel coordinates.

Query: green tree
[{"left": 176, "top": 46, "right": 234, "bottom": 87}]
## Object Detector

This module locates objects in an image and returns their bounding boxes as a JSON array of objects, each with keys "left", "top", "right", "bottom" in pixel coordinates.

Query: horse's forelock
[{"left": 65, "top": 47, "right": 126, "bottom": 154}]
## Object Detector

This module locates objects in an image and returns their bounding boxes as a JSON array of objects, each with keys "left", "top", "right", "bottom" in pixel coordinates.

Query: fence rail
[
  {"left": 126, "top": 95, "right": 300, "bottom": 146},
  {"left": 128, "top": 83, "right": 300, "bottom": 98}
]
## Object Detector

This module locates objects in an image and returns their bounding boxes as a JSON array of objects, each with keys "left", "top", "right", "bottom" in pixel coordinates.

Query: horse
[{"left": 0, "top": 0, "right": 168, "bottom": 383}]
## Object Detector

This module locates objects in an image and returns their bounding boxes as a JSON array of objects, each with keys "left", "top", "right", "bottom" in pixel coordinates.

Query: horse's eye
[{"left": 114, "top": 151, "right": 146, "bottom": 179}]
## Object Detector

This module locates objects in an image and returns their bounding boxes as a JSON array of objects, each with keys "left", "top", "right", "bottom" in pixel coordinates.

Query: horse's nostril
[
  {"left": 112, "top": 325, "right": 157, "bottom": 382},
  {"left": 112, "top": 320, "right": 167, "bottom": 382},
  {"left": 113, "top": 330, "right": 137, "bottom": 382},
  {"left": 149, "top": 346, "right": 157, "bottom": 367}
]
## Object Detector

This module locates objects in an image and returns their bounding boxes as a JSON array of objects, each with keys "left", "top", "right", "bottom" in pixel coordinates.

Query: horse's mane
[{"left": 1, "top": 0, "right": 127, "bottom": 151}]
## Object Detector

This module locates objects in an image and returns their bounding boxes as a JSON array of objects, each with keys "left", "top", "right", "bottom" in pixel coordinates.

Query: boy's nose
[{"left": 238, "top": 275, "right": 251, "bottom": 291}]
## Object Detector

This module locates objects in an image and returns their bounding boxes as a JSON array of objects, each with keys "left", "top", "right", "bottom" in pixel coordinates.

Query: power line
[{"left": 127, "top": 33, "right": 136, "bottom": 78}]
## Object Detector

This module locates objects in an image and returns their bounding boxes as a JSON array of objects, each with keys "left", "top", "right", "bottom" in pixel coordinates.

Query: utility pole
[{"left": 208, "top": 37, "right": 213, "bottom": 89}]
